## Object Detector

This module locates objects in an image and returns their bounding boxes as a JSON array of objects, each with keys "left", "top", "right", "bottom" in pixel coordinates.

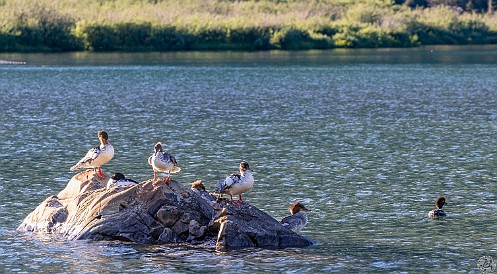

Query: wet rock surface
[{"left": 18, "top": 170, "right": 313, "bottom": 250}]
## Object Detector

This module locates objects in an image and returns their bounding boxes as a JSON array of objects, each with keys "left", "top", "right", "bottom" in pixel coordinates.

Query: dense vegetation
[{"left": 0, "top": 0, "right": 496, "bottom": 52}]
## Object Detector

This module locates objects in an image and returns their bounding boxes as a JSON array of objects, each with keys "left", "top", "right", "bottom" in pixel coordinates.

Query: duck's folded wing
[
  {"left": 280, "top": 215, "right": 304, "bottom": 230},
  {"left": 170, "top": 154, "right": 178, "bottom": 166},
  {"left": 168, "top": 153, "right": 181, "bottom": 173},
  {"left": 214, "top": 174, "right": 240, "bottom": 193},
  {"left": 163, "top": 153, "right": 181, "bottom": 173},
  {"left": 70, "top": 146, "right": 100, "bottom": 170}
]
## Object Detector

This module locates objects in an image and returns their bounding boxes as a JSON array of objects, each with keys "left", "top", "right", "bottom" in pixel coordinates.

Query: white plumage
[
  {"left": 107, "top": 173, "right": 139, "bottom": 189},
  {"left": 148, "top": 142, "right": 180, "bottom": 181},
  {"left": 70, "top": 131, "right": 114, "bottom": 178},
  {"left": 213, "top": 162, "right": 254, "bottom": 205}
]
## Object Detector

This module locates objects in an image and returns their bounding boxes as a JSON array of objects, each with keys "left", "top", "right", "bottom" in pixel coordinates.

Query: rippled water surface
[{"left": 1, "top": 46, "right": 497, "bottom": 273}]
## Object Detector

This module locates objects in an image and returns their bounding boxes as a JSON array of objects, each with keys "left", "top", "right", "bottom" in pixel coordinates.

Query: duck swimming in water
[
  {"left": 280, "top": 201, "right": 310, "bottom": 233},
  {"left": 70, "top": 130, "right": 114, "bottom": 178},
  {"left": 428, "top": 196, "right": 447, "bottom": 219},
  {"left": 212, "top": 161, "right": 254, "bottom": 205},
  {"left": 107, "top": 173, "right": 139, "bottom": 189},
  {"left": 148, "top": 142, "right": 180, "bottom": 182}
]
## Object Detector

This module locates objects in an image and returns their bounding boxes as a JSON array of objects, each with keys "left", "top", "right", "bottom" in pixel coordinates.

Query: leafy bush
[
  {"left": 330, "top": 25, "right": 361, "bottom": 48},
  {"left": 0, "top": 33, "right": 17, "bottom": 51},
  {"left": 270, "top": 27, "right": 333, "bottom": 50},
  {"left": 12, "top": 5, "right": 83, "bottom": 51},
  {"left": 149, "top": 26, "right": 195, "bottom": 50},
  {"left": 228, "top": 27, "right": 272, "bottom": 50},
  {"left": 0, "top": 0, "right": 496, "bottom": 51},
  {"left": 80, "top": 24, "right": 120, "bottom": 51}
]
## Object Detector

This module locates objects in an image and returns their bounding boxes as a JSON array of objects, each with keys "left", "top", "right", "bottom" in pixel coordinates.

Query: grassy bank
[{"left": 1, "top": 0, "right": 497, "bottom": 52}]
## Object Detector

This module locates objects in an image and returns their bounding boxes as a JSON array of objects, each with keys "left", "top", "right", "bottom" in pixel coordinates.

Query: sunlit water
[{"left": 1, "top": 46, "right": 497, "bottom": 273}]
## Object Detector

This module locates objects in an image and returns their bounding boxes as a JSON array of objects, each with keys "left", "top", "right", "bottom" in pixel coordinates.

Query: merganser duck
[
  {"left": 428, "top": 197, "right": 447, "bottom": 219},
  {"left": 212, "top": 161, "right": 254, "bottom": 205},
  {"left": 191, "top": 179, "right": 207, "bottom": 192},
  {"left": 107, "top": 173, "right": 139, "bottom": 189},
  {"left": 147, "top": 142, "right": 180, "bottom": 182},
  {"left": 280, "top": 201, "right": 310, "bottom": 233},
  {"left": 191, "top": 180, "right": 216, "bottom": 204},
  {"left": 70, "top": 131, "right": 114, "bottom": 178}
]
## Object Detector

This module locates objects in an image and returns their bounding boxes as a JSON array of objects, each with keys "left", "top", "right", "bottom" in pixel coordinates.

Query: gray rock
[
  {"left": 17, "top": 195, "right": 69, "bottom": 234},
  {"left": 156, "top": 206, "right": 182, "bottom": 227},
  {"left": 157, "top": 228, "right": 177, "bottom": 244},
  {"left": 171, "top": 212, "right": 192, "bottom": 236},
  {"left": 213, "top": 202, "right": 314, "bottom": 250},
  {"left": 18, "top": 170, "right": 313, "bottom": 250},
  {"left": 187, "top": 219, "right": 207, "bottom": 241}
]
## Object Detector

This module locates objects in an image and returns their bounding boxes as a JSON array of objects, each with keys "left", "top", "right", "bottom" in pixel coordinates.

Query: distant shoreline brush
[{"left": 1, "top": 0, "right": 496, "bottom": 52}]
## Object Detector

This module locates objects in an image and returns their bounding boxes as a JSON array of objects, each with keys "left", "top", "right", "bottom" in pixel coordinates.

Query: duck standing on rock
[
  {"left": 428, "top": 196, "right": 447, "bottom": 219},
  {"left": 280, "top": 201, "right": 310, "bottom": 233},
  {"left": 191, "top": 180, "right": 216, "bottom": 205},
  {"left": 148, "top": 142, "right": 181, "bottom": 182},
  {"left": 70, "top": 130, "right": 114, "bottom": 179},
  {"left": 212, "top": 161, "right": 254, "bottom": 205},
  {"left": 107, "top": 173, "right": 139, "bottom": 189}
]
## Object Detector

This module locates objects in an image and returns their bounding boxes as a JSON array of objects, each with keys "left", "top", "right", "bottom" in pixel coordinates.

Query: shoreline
[
  {"left": 2, "top": 45, "right": 497, "bottom": 66},
  {"left": 1, "top": 1, "right": 497, "bottom": 53}
]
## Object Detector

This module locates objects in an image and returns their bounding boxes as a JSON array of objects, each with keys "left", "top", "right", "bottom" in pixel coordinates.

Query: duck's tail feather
[
  {"left": 70, "top": 161, "right": 87, "bottom": 171},
  {"left": 70, "top": 158, "right": 94, "bottom": 170}
]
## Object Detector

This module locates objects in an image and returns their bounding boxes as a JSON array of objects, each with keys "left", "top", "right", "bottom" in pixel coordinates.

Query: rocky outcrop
[
  {"left": 212, "top": 203, "right": 313, "bottom": 250},
  {"left": 18, "top": 170, "right": 313, "bottom": 250}
]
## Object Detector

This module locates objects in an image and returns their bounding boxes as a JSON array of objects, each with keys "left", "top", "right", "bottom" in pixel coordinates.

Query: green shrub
[
  {"left": 449, "top": 18, "right": 489, "bottom": 43},
  {"left": 115, "top": 23, "right": 153, "bottom": 50},
  {"left": 193, "top": 26, "right": 228, "bottom": 49},
  {"left": 330, "top": 25, "right": 361, "bottom": 48},
  {"left": 82, "top": 25, "right": 120, "bottom": 51},
  {"left": 149, "top": 26, "right": 195, "bottom": 50},
  {"left": 12, "top": 5, "right": 83, "bottom": 51},
  {"left": 0, "top": 0, "right": 496, "bottom": 51},
  {"left": 0, "top": 32, "right": 17, "bottom": 51},
  {"left": 270, "top": 27, "right": 332, "bottom": 50},
  {"left": 228, "top": 27, "right": 272, "bottom": 50}
]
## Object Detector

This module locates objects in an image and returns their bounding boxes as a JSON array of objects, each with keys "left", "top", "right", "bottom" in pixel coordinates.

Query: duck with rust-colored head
[
  {"left": 280, "top": 201, "right": 310, "bottom": 233},
  {"left": 191, "top": 179, "right": 216, "bottom": 204},
  {"left": 428, "top": 197, "right": 447, "bottom": 219}
]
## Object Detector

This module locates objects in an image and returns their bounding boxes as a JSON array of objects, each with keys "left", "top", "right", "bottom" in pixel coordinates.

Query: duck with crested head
[
  {"left": 280, "top": 201, "right": 310, "bottom": 233},
  {"left": 428, "top": 196, "right": 447, "bottom": 219},
  {"left": 70, "top": 130, "right": 114, "bottom": 179}
]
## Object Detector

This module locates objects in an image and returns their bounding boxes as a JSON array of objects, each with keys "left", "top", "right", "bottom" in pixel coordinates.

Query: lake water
[{"left": 1, "top": 46, "right": 497, "bottom": 273}]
